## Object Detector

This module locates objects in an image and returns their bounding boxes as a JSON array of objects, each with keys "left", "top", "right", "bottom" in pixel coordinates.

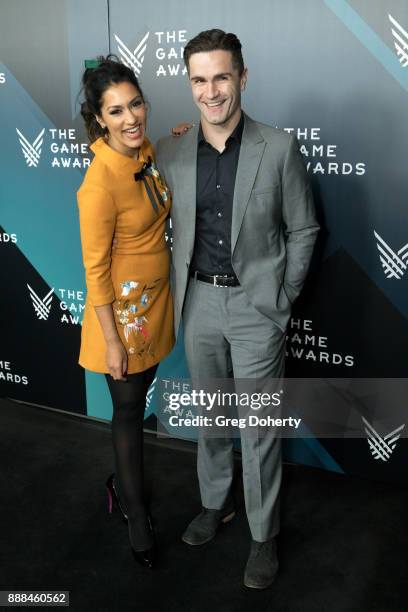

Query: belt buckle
[{"left": 214, "top": 274, "right": 228, "bottom": 287}]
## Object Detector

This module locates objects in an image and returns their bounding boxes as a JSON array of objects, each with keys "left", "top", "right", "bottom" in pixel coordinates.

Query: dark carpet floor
[{"left": 1, "top": 397, "right": 407, "bottom": 612}]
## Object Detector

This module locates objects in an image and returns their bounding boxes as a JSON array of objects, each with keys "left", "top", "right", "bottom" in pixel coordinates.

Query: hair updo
[{"left": 80, "top": 55, "right": 145, "bottom": 142}]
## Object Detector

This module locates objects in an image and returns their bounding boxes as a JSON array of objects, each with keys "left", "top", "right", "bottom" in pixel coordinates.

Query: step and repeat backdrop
[{"left": 1, "top": 0, "right": 407, "bottom": 483}]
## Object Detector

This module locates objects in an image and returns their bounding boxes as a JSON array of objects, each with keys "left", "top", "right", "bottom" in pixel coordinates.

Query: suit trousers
[{"left": 183, "top": 277, "right": 286, "bottom": 542}]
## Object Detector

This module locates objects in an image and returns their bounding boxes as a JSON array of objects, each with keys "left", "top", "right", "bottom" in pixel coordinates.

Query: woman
[{"left": 77, "top": 56, "right": 174, "bottom": 569}]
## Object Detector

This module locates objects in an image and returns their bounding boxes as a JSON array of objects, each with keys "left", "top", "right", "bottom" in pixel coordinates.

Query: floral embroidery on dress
[
  {"left": 121, "top": 281, "right": 138, "bottom": 296},
  {"left": 124, "top": 316, "right": 148, "bottom": 342},
  {"left": 115, "top": 278, "right": 162, "bottom": 358}
]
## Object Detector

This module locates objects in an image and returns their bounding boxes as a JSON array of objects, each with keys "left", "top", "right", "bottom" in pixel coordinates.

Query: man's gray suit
[{"left": 156, "top": 114, "right": 319, "bottom": 541}]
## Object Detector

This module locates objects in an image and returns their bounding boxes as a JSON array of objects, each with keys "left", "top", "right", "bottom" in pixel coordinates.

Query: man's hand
[
  {"left": 106, "top": 338, "right": 128, "bottom": 381},
  {"left": 171, "top": 122, "right": 194, "bottom": 137}
]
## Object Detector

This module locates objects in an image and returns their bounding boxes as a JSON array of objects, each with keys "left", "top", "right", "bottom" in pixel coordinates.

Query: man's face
[{"left": 188, "top": 50, "right": 247, "bottom": 129}]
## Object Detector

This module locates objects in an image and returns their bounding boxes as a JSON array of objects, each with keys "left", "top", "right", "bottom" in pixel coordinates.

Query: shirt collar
[{"left": 198, "top": 111, "right": 244, "bottom": 147}]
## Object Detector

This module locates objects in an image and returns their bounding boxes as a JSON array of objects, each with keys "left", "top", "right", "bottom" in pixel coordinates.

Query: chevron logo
[
  {"left": 362, "top": 417, "right": 405, "bottom": 462},
  {"left": 374, "top": 230, "right": 408, "bottom": 279},
  {"left": 389, "top": 14, "right": 408, "bottom": 68},
  {"left": 145, "top": 376, "right": 157, "bottom": 411},
  {"left": 27, "top": 284, "right": 54, "bottom": 321},
  {"left": 16, "top": 128, "right": 45, "bottom": 167},
  {"left": 114, "top": 32, "right": 150, "bottom": 76}
]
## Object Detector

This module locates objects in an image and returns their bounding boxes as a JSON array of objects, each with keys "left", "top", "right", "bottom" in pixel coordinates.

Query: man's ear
[{"left": 240, "top": 67, "right": 248, "bottom": 91}]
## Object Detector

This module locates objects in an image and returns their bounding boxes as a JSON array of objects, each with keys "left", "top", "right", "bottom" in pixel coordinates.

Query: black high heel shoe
[
  {"left": 130, "top": 515, "right": 157, "bottom": 569},
  {"left": 105, "top": 474, "right": 128, "bottom": 524}
]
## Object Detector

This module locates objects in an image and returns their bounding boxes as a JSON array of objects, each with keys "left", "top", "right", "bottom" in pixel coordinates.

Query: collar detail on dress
[{"left": 90, "top": 137, "right": 151, "bottom": 174}]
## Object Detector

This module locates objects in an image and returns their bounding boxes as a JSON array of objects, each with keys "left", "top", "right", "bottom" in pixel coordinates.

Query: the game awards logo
[
  {"left": 115, "top": 30, "right": 188, "bottom": 78},
  {"left": 16, "top": 128, "right": 45, "bottom": 168},
  {"left": 114, "top": 32, "right": 150, "bottom": 76},
  {"left": 389, "top": 14, "right": 408, "bottom": 68},
  {"left": 16, "top": 127, "right": 90, "bottom": 169},
  {"left": 374, "top": 230, "right": 408, "bottom": 279},
  {"left": 27, "top": 284, "right": 84, "bottom": 325},
  {"left": 27, "top": 284, "right": 54, "bottom": 321},
  {"left": 362, "top": 417, "right": 405, "bottom": 462}
]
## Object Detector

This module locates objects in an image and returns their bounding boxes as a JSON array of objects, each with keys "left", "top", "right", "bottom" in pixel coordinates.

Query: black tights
[{"left": 106, "top": 364, "right": 157, "bottom": 551}]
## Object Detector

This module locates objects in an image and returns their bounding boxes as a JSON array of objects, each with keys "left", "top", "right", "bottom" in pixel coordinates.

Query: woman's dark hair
[
  {"left": 183, "top": 29, "right": 244, "bottom": 75},
  {"left": 80, "top": 54, "right": 145, "bottom": 142}
]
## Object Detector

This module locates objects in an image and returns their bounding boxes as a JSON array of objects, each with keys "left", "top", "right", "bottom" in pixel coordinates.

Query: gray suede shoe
[
  {"left": 182, "top": 505, "right": 236, "bottom": 546},
  {"left": 244, "top": 538, "right": 278, "bottom": 589}
]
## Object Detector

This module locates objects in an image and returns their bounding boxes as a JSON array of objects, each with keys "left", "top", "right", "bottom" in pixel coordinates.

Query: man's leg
[
  {"left": 183, "top": 278, "right": 234, "bottom": 511},
  {"left": 226, "top": 286, "right": 285, "bottom": 541},
  {"left": 226, "top": 286, "right": 286, "bottom": 588}
]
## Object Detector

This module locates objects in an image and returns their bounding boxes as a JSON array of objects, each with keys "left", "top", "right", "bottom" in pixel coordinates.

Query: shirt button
[
  {"left": 217, "top": 212, "right": 222, "bottom": 218},
  {"left": 218, "top": 239, "right": 223, "bottom": 245},
  {"left": 216, "top": 184, "right": 221, "bottom": 189}
]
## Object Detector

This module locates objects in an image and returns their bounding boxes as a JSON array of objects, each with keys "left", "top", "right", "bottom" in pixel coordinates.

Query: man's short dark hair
[{"left": 183, "top": 29, "right": 244, "bottom": 75}]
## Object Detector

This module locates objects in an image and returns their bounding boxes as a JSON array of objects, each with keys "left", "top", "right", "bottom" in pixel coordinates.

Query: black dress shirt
[{"left": 190, "top": 113, "right": 244, "bottom": 276}]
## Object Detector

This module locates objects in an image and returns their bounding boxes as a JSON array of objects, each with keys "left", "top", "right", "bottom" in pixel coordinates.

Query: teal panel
[{"left": 284, "top": 438, "right": 344, "bottom": 474}]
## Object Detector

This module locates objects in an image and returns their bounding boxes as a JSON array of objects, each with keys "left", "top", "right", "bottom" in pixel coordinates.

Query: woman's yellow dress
[{"left": 77, "top": 137, "right": 174, "bottom": 373}]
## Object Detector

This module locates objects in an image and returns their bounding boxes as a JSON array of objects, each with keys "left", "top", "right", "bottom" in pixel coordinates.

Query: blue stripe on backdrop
[{"left": 324, "top": 0, "right": 408, "bottom": 92}]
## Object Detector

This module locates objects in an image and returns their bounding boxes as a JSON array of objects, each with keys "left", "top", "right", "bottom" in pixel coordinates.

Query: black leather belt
[{"left": 190, "top": 271, "right": 240, "bottom": 287}]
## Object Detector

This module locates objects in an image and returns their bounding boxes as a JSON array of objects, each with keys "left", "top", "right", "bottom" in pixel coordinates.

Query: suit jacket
[{"left": 156, "top": 113, "right": 319, "bottom": 336}]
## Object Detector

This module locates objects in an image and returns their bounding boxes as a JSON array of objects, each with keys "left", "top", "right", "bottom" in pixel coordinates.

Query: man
[{"left": 156, "top": 29, "right": 319, "bottom": 589}]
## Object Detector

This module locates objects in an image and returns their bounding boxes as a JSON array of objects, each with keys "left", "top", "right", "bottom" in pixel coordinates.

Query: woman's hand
[
  {"left": 171, "top": 122, "right": 194, "bottom": 137},
  {"left": 106, "top": 338, "right": 128, "bottom": 381}
]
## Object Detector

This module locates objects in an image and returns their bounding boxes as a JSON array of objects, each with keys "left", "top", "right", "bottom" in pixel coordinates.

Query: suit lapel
[
  {"left": 231, "top": 114, "right": 265, "bottom": 253},
  {"left": 176, "top": 125, "right": 199, "bottom": 259},
  {"left": 177, "top": 124, "right": 199, "bottom": 203}
]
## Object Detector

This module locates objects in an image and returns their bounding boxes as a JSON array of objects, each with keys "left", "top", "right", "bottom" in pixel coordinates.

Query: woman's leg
[{"left": 106, "top": 364, "right": 157, "bottom": 551}]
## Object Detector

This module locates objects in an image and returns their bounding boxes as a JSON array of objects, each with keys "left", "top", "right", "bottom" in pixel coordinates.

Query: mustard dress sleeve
[{"left": 78, "top": 185, "right": 116, "bottom": 307}]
